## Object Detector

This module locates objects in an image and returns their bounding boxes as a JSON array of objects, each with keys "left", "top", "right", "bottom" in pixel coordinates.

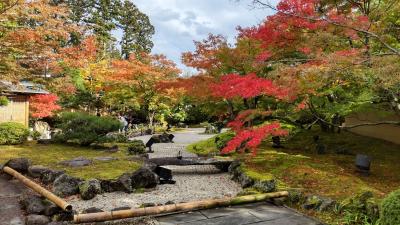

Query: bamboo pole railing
[
  {"left": 2, "top": 166, "right": 72, "bottom": 211},
  {"left": 73, "top": 191, "right": 289, "bottom": 223}
]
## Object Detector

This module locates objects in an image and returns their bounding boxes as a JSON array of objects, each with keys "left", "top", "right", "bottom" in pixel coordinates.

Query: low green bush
[
  {"left": 339, "top": 190, "right": 380, "bottom": 225},
  {"left": 214, "top": 132, "right": 235, "bottom": 150},
  {"left": 55, "top": 112, "right": 122, "bottom": 146},
  {"left": 0, "top": 96, "right": 9, "bottom": 106},
  {"left": 0, "top": 122, "right": 29, "bottom": 145},
  {"left": 30, "top": 130, "right": 41, "bottom": 140},
  {"left": 127, "top": 140, "right": 146, "bottom": 155},
  {"left": 106, "top": 133, "right": 129, "bottom": 143},
  {"left": 379, "top": 189, "right": 400, "bottom": 225}
]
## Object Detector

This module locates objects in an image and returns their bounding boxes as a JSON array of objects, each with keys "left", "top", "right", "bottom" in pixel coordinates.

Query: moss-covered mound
[{"left": 380, "top": 189, "right": 400, "bottom": 225}]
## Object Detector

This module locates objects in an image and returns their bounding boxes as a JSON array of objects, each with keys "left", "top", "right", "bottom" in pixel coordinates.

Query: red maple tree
[{"left": 29, "top": 94, "right": 61, "bottom": 119}]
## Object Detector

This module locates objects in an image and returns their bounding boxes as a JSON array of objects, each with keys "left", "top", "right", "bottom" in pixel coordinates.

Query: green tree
[{"left": 116, "top": 0, "right": 154, "bottom": 59}]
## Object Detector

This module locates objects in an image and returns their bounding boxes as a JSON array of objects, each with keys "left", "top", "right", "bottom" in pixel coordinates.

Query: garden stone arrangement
[
  {"left": 70, "top": 139, "right": 242, "bottom": 212},
  {"left": 1, "top": 130, "right": 242, "bottom": 219}
]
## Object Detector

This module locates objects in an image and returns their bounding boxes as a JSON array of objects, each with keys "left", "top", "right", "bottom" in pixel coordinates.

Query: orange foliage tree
[{"left": 0, "top": 0, "right": 80, "bottom": 81}]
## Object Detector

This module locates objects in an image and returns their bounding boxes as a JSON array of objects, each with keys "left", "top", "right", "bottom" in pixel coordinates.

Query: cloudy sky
[{"left": 132, "top": 0, "right": 277, "bottom": 74}]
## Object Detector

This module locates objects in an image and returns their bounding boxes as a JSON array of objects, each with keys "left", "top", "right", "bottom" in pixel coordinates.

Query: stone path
[
  {"left": 0, "top": 174, "right": 26, "bottom": 225},
  {"left": 156, "top": 202, "right": 323, "bottom": 225},
  {"left": 149, "top": 143, "right": 197, "bottom": 158},
  {"left": 133, "top": 129, "right": 322, "bottom": 225},
  {"left": 0, "top": 128, "right": 322, "bottom": 225},
  {"left": 130, "top": 128, "right": 216, "bottom": 144}
]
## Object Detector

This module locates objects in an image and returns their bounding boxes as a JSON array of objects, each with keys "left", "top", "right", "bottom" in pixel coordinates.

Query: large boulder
[
  {"left": 25, "top": 215, "right": 50, "bottom": 225},
  {"left": 20, "top": 195, "right": 46, "bottom": 214},
  {"left": 131, "top": 167, "right": 158, "bottom": 189},
  {"left": 40, "top": 169, "right": 65, "bottom": 184},
  {"left": 117, "top": 173, "right": 134, "bottom": 193},
  {"left": 79, "top": 179, "right": 102, "bottom": 200},
  {"left": 43, "top": 200, "right": 61, "bottom": 216},
  {"left": 5, "top": 158, "right": 32, "bottom": 173},
  {"left": 34, "top": 121, "right": 51, "bottom": 140},
  {"left": 28, "top": 165, "right": 50, "bottom": 179},
  {"left": 302, "top": 195, "right": 336, "bottom": 211},
  {"left": 204, "top": 124, "right": 218, "bottom": 134},
  {"left": 100, "top": 179, "right": 122, "bottom": 193},
  {"left": 53, "top": 174, "right": 82, "bottom": 197},
  {"left": 228, "top": 161, "right": 254, "bottom": 188},
  {"left": 145, "top": 133, "right": 174, "bottom": 148}
]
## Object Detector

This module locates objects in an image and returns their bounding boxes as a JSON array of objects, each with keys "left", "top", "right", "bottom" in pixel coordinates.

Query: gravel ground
[
  {"left": 70, "top": 129, "right": 241, "bottom": 213},
  {"left": 70, "top": 173, "right": 242, "bottom": 212}
]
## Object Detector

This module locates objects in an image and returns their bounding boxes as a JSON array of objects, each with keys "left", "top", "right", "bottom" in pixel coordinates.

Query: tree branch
[
  {"left": 251, "top": 0, "right": 400, "bottom": 56},
  {"left": 307, "top": 98, "right": 400, "bottom": 130},
  {"left": 0, "top": 0, "right": 19, "bottom": 15}
]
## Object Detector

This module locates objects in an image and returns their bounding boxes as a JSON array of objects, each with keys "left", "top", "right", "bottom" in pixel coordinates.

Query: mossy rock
[
  {"left": 287, "top": 189, "right": 306, "bottom": 204},
  {"left": 379, "top": 189, "right": 400, "bottom": 225},
  {"left": 79, "top": 179, "right": 102, "bottom": 200}
]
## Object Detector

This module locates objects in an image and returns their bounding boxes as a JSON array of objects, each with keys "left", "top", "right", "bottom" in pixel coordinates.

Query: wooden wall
[
  {"left": 0, "top": 95, "right": 29, "bottom": 127},
  {"left": 346, "top": 111, "right": 400, "bottom": 145}
]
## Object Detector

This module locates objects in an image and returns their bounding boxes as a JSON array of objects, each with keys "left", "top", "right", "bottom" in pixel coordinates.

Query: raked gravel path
[{"left": 70, "top": 128, "right": 242, "bottom": 212}]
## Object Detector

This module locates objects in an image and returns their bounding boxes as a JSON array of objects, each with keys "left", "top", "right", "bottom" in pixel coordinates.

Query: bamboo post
[
  {"left": 74, "top": 191, "right": 289, "bottom": 223},
  {"left": 2, "top": 166, "right": 72, "bottom": 211}
]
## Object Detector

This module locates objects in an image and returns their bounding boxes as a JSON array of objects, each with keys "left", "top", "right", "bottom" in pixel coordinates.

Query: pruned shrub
[
  {"left": 215, "top": 132, "right": 235, "bottom": 151},
  {"left": 0, "top": 96, "right": 9, "bottom": 106},
  {"left": 128, "top": 140, "right": 146, "bottom": 155},
  {"left": 106, "top": 133, "right": 129, "bottom": 143},
  {"left": 55, "top": 112, "right": 122, "bottom": 146},
  {"left": 379, "top": 189, "right": 400, "bottom": 225},
  {"left": 0, "top": 122, "right": 29, "bottom": 145}
]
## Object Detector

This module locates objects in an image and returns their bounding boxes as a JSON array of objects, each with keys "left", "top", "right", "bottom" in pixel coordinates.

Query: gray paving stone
[
  {"left": 248, "top": 208, "right": 293, "bottom": 221},
  {"left": 248, "top": 215, "right": 321, "bottom": 225},
  {"left": 200, "top": 206, "right": 252, "bottom": 219},
  {"left": 181, "top": 212, "right": 261, "bottom": 225},
  {"left": 0, "top": 175, "right": 26, "bottom": 225},
  {"left": 156, "top": 203, "right": 322, "bottom": 225},
  {"left": 157, "top": 211, "right": 208, "bottom": 224}
]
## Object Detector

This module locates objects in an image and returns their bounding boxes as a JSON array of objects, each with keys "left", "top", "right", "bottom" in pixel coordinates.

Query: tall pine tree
[{"left": 116, "top": 0, "right": 154, "bottom": 59}]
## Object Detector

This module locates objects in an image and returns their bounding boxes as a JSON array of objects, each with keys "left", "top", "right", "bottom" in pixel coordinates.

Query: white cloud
[{"left": 132, "top": 0, "right": 277, "bottom": 73}]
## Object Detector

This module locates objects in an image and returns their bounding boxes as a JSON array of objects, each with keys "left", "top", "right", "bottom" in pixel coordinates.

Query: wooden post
[
  {"left": 3, "top": 166, "right": 72, "bottom": 211},
  {"left": 73, "top": 191, "right": 289, "bottom": 223}
]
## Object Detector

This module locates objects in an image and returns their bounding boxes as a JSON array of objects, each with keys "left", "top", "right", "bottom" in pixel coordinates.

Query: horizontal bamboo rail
[
  {"left": 73, "top": 191, "right": 289, "bottom": 223},
  {"left": 2, "top": 166, "right": 72, "bottom": 211}
]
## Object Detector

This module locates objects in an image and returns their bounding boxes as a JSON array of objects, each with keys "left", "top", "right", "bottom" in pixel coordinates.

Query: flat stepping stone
[
  {"left": 157, "top": 202, "right": 322, "bottom": 225},
  {"left": 59, "top": 157, "right": 92, "bottom": 167},
  {"left": 163, "top": 165, "right": 222, "bottom": 174},
  {"left": 0, "top": 174, "right": 26, "bottom": 225},
  {"left": 148, "top": 143, "right": 197, "bottom": 159},
  {"left": 93, "top": 156, "right": 118, "bottom": 162}
]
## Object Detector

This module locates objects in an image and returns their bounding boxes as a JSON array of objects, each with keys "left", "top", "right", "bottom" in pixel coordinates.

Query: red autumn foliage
[
  {"left": 29, "top": 94, "right": 61, "bottom": 119},
  {"left": 157, "top": 75, "right": 216, "bottom": 101},
  {"left": 222, "top": 122, "right": 288, "bottom": 155},
  {"left": 60, "top": 36, "right": 98, "bottom": 68},
  {"left": 211, "top": 73, "right": 289, "bottom": 100}
]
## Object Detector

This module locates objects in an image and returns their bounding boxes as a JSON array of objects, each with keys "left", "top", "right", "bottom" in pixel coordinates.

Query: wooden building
[{"left": 0, "top": 81, "right": 48, "bottom": 127}]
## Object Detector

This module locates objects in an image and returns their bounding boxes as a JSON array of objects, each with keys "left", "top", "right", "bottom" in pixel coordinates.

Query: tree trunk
[{"left": 148, "top": 111, "right": 155, "bottom": 127}]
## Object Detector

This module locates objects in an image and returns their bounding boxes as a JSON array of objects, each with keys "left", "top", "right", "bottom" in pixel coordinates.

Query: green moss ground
[
  {"left": 186, "top": 136, "right": 220, "bottom": 156},
  {"left": 188, "top": 129, "right": 400, "bottom": 224},
  {"left": 0, "top": 142, "right": 141, "bottom": 179}
]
